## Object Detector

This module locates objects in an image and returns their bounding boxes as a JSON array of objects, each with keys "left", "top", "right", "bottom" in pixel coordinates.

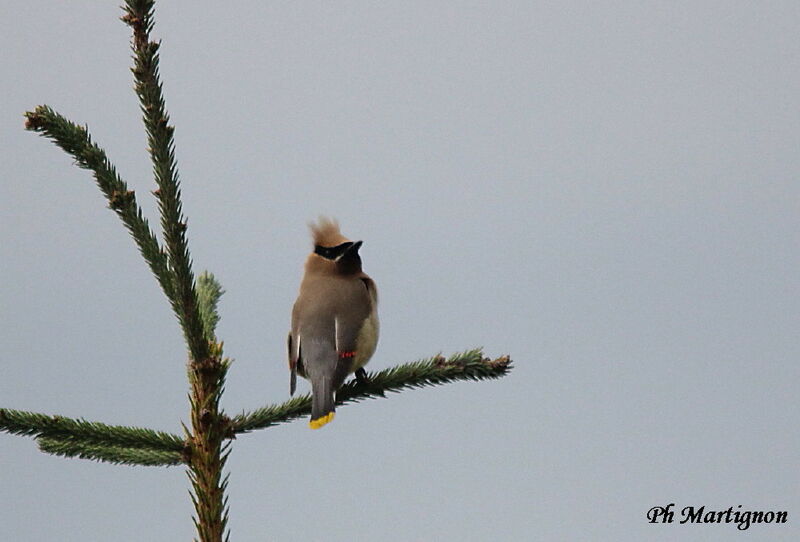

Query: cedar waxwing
[{"left": 288, "top": 218, "right": 379, "bottom": 429}]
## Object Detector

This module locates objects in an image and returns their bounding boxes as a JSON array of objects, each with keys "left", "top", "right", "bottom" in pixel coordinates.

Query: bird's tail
[{"left": 309, "top": 376, "right": 335, "bottom": 429}]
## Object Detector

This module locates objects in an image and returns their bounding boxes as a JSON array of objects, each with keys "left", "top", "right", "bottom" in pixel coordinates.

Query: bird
[{"left": 288, "top": 218, "right": 379, "bottom": 429}]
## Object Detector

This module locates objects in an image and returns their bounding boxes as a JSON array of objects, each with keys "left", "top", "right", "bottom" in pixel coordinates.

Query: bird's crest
[{"left": 309, "top": 217, "right": 349, "bottom": 247}]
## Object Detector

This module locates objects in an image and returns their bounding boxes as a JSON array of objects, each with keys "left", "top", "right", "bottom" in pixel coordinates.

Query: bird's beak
[{"left": 345, "top": 240, "right": 363, "bottom": 255}]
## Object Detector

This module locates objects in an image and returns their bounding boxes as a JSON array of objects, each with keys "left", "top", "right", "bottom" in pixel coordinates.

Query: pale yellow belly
[{"left": 353, "top": 310, "right": 379, "bottom": 371}]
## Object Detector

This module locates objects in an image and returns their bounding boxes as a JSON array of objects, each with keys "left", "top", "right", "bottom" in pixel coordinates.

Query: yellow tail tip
[{"left": 309, "top": 411, "right": 335, "bottom": 430}]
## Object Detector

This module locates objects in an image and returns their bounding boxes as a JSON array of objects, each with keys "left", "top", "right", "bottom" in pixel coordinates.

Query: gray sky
[{"left": 2, "top": 2, "right": 799, "bottom": 540}]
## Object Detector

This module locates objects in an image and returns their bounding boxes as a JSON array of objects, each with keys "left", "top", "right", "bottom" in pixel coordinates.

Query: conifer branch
[
  {"left": 231, "top": 350, "right": 512, "bottom": 434},
  {"left": 186, "top": 346, "right": 231, "bottom": 542},
  {"left": 122, "top": 3, "right": 226, "bottom": 538},
  {"left": 197, "top": 271, "right": 225, "bottom": 342},
  {"left": 23, "top": 105, "right": 174, "bottom": 301},
  {"left": 37, "top": 436, "right": 183, "bottom": 467},
  {"left": 0, "top": 408, "right": 184, "bottom": 451},
  {"left": 122, "top": 0, "right": 208, "bottom": 365}
]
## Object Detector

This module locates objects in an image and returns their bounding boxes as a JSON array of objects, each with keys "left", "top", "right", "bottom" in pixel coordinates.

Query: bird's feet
[
  {"left": 355, "top": 368, "right": 385, "bottom": 397},
  {"left": 355, "top": 367, "right": 370, "bottom": 385}
]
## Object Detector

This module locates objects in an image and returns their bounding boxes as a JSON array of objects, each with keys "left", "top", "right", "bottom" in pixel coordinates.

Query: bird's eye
[{"left": 314, "top": 245, "right": 335, "bottom": 259}]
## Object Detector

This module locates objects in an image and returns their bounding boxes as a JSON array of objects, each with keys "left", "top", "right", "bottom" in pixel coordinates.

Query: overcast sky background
[{"left": 2, "top": 2, "right": 799, "bottom": 541}]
